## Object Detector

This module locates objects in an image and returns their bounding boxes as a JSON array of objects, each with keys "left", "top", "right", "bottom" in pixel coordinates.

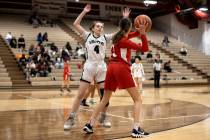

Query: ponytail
[
  {"left": 112, "top": 18, "right": 132, "bottom": 44},
  {"left": 112, "top": 30, "right": 125, "bottom": 44}
]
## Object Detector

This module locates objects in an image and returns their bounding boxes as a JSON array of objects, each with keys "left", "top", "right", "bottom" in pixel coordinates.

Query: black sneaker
[
  {"left": 138, "top": 127, "right": 149, "bottom": 136},
  {"left": 80, "top": 100, "right": 89, "bottom": 107},
  {"left": 131, "top": 128, "right": 143, "bottom": 138},
  {"left": 83, "top": 123, "right": 93, "bottom": 134},
  {"left": 131, "top": 127, "right": 149, "bottom": 138}
]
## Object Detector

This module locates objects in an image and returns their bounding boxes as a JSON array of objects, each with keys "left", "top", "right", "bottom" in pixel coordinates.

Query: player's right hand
[{"left": 84, "top": 4, "right": 91, "bottom": 13}]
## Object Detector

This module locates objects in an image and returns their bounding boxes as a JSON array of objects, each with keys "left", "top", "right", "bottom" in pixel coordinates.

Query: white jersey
[
  {"left": 80, "top": 31, "right": 112, "bottom": 83},
  {"left": 131, "top": 63, "right": 145, "bottom": 78},
  {"left": 82, "top": 31, "right": 112, "bottom": 63}
]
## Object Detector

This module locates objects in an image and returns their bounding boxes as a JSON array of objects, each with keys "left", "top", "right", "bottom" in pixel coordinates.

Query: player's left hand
[{"left": 122, "top": 7, "right": 131, "bottom": 18}]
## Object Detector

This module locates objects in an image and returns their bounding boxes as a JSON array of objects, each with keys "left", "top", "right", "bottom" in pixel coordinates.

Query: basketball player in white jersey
[{"left": 64, "top": 4, "right": 130, "bottom": 130}]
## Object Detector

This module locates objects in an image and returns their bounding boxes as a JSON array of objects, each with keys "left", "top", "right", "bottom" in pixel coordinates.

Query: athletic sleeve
[
  {"left": 82, "top": 31, "right": 91, "bottom": 40},
  {"left": 118, "top": 34, "right": 148, "bottom": 52}
]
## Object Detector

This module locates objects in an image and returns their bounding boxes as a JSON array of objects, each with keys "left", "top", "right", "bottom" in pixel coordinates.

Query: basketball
[{"left": 134, "top": 15, "right": 152, "bottom": 32}]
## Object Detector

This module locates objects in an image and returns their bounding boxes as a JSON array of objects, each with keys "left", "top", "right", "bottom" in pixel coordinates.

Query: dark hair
[
  {"left": 112, "top": 18, "right": 132, "bottom": 44},
  {"left": 135, "top": 55, "right": 141, "bottom": 61},
  {"left": 89, "top": 21, "right": 103, "bottom": 31}
]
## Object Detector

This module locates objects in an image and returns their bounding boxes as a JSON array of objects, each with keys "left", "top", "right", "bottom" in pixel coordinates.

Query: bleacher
[
  {"left": 148, "top": 30, "right": 210, "bottom": 79},
  {"left": 0, "top": 58, "right": 12, "bottom": 87}
]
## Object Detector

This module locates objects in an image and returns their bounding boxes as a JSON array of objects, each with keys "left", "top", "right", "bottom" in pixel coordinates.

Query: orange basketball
[{"left": 134, "top": 15, "right": 152, "bottom": 32}]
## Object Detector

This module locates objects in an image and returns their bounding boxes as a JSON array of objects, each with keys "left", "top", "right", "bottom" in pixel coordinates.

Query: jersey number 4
[{"left": 94, "top": 45, "right": 99, "bottom": 54}]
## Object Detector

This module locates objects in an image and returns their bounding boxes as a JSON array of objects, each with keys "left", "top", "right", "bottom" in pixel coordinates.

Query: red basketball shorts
[{"left": 104, "top": 61, "right": 135, "bottom": 91}]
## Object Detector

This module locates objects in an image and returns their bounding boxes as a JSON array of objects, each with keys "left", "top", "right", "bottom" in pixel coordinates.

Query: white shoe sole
[{"left": 83, "top": 126, "right": 93, "bottom": 134}]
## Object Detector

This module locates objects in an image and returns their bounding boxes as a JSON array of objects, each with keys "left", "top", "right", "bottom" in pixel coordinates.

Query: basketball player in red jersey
[
  {"left": 61, "top": 60, "right": 71, "bottom": 92},
  {"left": 83, "top": 18, "right": 150, "bottom": 138}
]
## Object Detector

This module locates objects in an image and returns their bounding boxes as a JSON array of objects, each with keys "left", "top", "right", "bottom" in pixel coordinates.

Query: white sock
[
  {"left": 133, "top": 122, "right": 140, "bottom": 130},
  {"left": 69, "top": 112, "right": 76, "bottom": 119},
  {"left": 89, "top": 118, "right": 95, "bottom": 126}
]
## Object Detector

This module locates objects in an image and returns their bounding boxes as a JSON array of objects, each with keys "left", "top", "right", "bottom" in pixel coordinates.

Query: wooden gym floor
[{"left": 0, "top": 85, "right": 210, "bottom": 140}]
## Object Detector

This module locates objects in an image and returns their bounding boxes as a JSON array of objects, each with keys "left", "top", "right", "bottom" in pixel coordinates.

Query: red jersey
[{"left": 111, "top": 31, "right": 148, "bottom": 65}]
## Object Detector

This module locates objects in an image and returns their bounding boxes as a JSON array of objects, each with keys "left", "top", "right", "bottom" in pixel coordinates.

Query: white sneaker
[
  {"left": 101, "top": 119, "right": 111, "bottom": 128},
  {"left": 64, "top": 117, "right": 75, "bottom": 130},
  {"left": 89, "top": 99, "right": 96, "bottom": 105},
  {"left": 99, "top": 114, "right": 111, "bottom": 128}
]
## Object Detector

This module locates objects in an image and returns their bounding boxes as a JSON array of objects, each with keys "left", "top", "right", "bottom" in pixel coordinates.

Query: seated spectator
[
  {"left": 55, "top": 57, "right": 64, "bottom": 69},
  {"left": 36, "top": 33, "right": 43, "bottom": 44},
  {"left": 42, "top": 32, "right": 48, "bottom": 42},
  {"left": 163, "top": 60, "right": 172, "bottom": 72},
  {"left": 41, "top": 18, "right": 47, "bottom": 27},
  {"left": 146, "top": 50, "right": 153, "bottom": 62},
  {"left": 5, "top": 32, "right": 12, "bottom": 44},
  {"left": 19, "top": 54, "right": 28, "bottom": 68},
  {"left": 28, "top": 44, "right": 35, "bottom": 56},
  {"left": 18, "top": 34, "right": 26, "bottom": 52},
  {"left": 180, "top": 46, "right": 187, "bottom": 56},
  {"left": 10, "top": 36, "right": 17, "bottom": 48},
  {"left": 37, "top": 62, "right": 48, "bottom": 77},
  {"left": 39, "top": 44, "right": 45, "bottom": 54},
  {"left": 32, "top": 18, "right": 40, "bottom": 28},
  {"left": 162, "top": 35, "right": 170, "bottom": 47},
  {"left": 50, "top": 43, "right": 58, "bottom": 52},
  {"left": 73, "top": 42, "right": 85, "bottom": 59},
  {"left": 26, "top": 60, "right": 36, "bottom": 77}
]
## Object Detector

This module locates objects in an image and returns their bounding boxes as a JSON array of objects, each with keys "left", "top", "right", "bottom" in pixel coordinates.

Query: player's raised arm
[{"left": 73, "top": 4, "right": 91, "bottom": 35}]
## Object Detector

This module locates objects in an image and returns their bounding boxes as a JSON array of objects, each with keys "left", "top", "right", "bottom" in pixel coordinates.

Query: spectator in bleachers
[
  {"left": 5, "top": 32, "right": 12, "bottom": 44},
  {"left": 37, "top": 33, "right": 43, "bottom": 44},
  {"left": 162, "top": 35, "right": 169, "bottom": 47},
  {"left": 39, "top": 44, "right": 45, "bottom": 54},
  {"left": 28, "top": 44, "right": 35, "bottom": 56},
  {"left": 50, "top": 43, "right": 58, "bottom": 52},
  {"left": 29, "top": 12, "right": 41, "bottom": 26},
  {"left": 37, "top": 61, "right": 48, "bottom": 77},
  {"left": 42, "top": 32, "right": 48, "bottom": 42},
  {"left": 163, "top": 60, "right": 172, "bottom": 73},
  {"left": 43, "top": 50, "right": 51, "bottom": 62},
  {"left": 41, "top": 18, "right": 47, "bottom": 27},
  {"left": 146, "top": 50, "right": 153, "bottom": 62},
  {"left": 10, "top": 36, "right": 17, "bottom": 48},
  {"left": 153, "top": 59, "right": 162, "bottom": 88},
  {"left": 73, "top": 42, "right": 85, "bottom": 59},
  {"left": 18, "top": 34, "right": 26, "bottom": 52},
  {"left": 26, "top": 60, "right": 36, "bottom": 77},
  {"left": 55, "top": 57, "right": 64, "bottom": 69},
  {"left": 32, "top": 53, "right": 39, "bottom": 64},
  {"left": 19, "top": 54, "right": 28, "bottom": 68},
  {"left": 32, "top": 18, "right": 40, "bottom": 28},
  {"left": 180, "top": 46, "right": 188, "bottom": 56}
]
